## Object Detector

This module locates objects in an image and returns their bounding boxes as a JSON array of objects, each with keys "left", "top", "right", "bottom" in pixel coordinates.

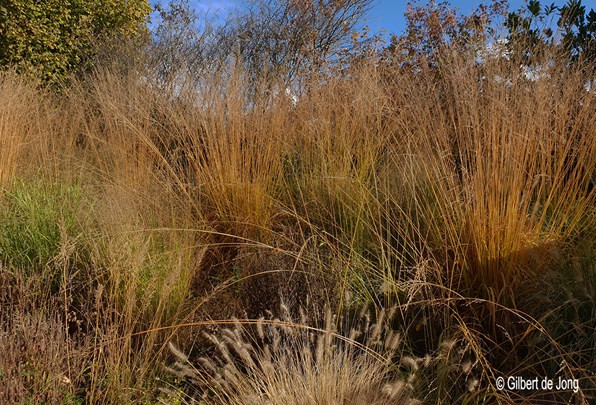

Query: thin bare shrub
[{"left": 0, "top": 302, "right": 87, "bottom": 404}]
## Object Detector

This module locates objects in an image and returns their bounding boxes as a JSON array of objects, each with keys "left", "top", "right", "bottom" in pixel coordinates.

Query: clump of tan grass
[
  {"left": 381, "top": 51, "right": 595, "bottom": 303},
  {"left": 165, "top": 304, "right": 424, "bottom": 404},
  {"left": 0, "top": 74, "right": 49, "bottom": 185}
]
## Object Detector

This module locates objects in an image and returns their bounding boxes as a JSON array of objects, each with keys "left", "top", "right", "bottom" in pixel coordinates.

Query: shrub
[{"left": 0, "top": 0, "right": 151, "bottom": 85}]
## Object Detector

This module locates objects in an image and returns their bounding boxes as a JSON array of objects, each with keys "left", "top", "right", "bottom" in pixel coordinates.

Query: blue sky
[{"left": 162, "top": 1, "right": 596, "bottom": 38}]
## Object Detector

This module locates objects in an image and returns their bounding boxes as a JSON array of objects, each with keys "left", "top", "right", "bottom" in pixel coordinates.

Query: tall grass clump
[
  {"left": 0, "top": 74, "right": 50, "bottom": 184},
  {"left": 374, "top": 50, "right": 595, "bottom": 401},
  {"left": 381, "top": 52, "right": 594, "bottom": 301}
]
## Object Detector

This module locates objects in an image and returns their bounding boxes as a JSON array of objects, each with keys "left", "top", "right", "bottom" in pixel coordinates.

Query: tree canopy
[{"left": 385, "top": 0, "right": 595, "bottom": 70}]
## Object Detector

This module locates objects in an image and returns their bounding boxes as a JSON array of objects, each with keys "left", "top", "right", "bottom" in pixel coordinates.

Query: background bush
[{"left": 0, "top": 0, "right": 151, "bottom": 85}]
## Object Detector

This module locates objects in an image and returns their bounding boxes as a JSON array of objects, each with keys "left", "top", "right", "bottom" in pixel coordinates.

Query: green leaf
[{"left": 528, "top": 0, "right": 542, "bottom": 17}]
